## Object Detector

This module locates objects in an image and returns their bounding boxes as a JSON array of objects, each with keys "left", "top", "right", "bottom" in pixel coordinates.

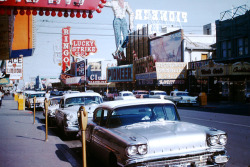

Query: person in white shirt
[
  {"left": 105, "top": 0, "right": 134, "bottom": 59},
  {"left": 45, "top": 90, "right": 50, "bottom": 99}
]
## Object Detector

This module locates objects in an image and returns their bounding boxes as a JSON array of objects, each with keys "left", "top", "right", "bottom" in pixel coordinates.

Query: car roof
[
  {"left": 119, "top": 91, "right": 133, "bottom": 93},
  {"left": 63, "top": 92, "right": 102, "bottom": 99},
  {"left": 171, "top": 91, "right": 188, "bottom": 93},
  {"left": 150, "top": 90, "right": 166, "bottom": 92},
  {"left": 97, "top": 99, "right": 174, "bottom": 110}
]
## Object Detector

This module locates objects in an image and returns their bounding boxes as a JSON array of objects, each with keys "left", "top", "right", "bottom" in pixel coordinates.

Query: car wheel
[{"left": 109, "top": 153, "right": 117, "bottom": 167}]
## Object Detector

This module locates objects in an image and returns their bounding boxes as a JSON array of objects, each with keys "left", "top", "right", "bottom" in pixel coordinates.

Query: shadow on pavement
[
  {"left": 16, "top": 135, "right": 44, "bottom": 142},
  {"left": 55, "top": 144, "right": 81, "bottom": 167}
]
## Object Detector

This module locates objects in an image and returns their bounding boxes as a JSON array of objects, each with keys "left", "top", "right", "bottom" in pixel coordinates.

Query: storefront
[{"left": 190, "top": 60, "right": 250, "bottom": 102}]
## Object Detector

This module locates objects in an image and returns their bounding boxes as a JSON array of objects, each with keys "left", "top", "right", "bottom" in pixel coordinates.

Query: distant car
[
  {"left": 133, "top": 90, "right": 149, "bottom": 98},
  {"left": 55, "top": 92, "right": 103, "bottom": 138},
  {"left": 85, "top": 99, "right": 229, "bottom": 167},
  {"left": 25, "top": 91, "right": 46, "bottom": 109},
  {"left": 23, "top": 90, "right": 35, "bottom": 99},
  {"left": 149, "top": 90, "right": 167, "bottom": 99},
  {"left": 114, "top": 91, "right": 136, "bottom": 100},
  {"left": 50, "top": 90, "right": 64, "bottom": 96},
  {"left": 43, "top": 96, "right": 62, "bottom": 125},
  {"left": 167, "top": 91, "right": 198, "bottom": 106}
]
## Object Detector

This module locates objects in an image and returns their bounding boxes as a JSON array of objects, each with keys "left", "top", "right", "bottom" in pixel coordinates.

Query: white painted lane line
[{"left": 182, "top": 116, "right": 250, "bottom": 128}]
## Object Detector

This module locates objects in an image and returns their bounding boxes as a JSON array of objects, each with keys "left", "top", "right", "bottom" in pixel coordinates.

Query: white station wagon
[{"left": 55, "top": 92, "right": 103, "bottom": 138}]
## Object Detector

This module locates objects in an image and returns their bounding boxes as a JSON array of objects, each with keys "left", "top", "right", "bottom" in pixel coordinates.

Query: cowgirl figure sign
[{"left": 105, "top": 0, "right": 134, "bottom": 60}]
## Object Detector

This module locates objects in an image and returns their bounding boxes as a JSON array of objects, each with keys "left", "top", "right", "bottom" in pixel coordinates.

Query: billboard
[
  {"left": 5, "top": 57, "right": 23, "bottom": 80},
  {"left": 150, "top": 29, "right": 183, "bottom": 62},
  {"left": 156, "top": 62, "right": 187, "bottom": 79}
]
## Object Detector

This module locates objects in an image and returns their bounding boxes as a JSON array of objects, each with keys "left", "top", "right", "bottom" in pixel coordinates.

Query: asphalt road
[{"left": 177, "top": 106, "right": 250, "bottom": 167}]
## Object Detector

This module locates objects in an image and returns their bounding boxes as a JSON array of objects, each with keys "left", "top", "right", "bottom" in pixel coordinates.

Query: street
[
  {"left": 0, "top": 95, "right": 250, "bottom": 167},
  {"left": 178, "top": 106, "right": 250, "bottom": 167}
]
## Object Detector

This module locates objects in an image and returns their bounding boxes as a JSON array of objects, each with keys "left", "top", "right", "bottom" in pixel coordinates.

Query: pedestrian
[
  {"left": 0, "top": 90, "right": 4, "bottom": 107},
  {"left": 45, "top": 90, "right": 50, "bottom": 99}
]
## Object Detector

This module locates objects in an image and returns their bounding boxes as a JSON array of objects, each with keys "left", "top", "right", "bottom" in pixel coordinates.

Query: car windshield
[
  {"left": 138, "top": 92, "right": 148, "bottom": 94},
  {"left": 50, "top": 98, "right": 61, "bottom": 105},
  {"left": 108, "top": 104, "right": 179, "bottom": 127},
  {"left": 65, "top": 96, "right": 102, "bottom": 107},
  {"left": 29, "top": 93, "right": 45, "bottom": 98},
  {"left": 155, "top": 92, "right": 167, "bottom": 95},
  {"left": 176, "top": 92, "right": 189, "bottom": 96}
]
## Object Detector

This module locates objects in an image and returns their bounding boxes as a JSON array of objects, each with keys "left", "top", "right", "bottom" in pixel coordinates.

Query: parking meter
[
  {"left": 33, "top": 96, "right": 36, "bottom": 124},
  {"left": 78, "top": 106, "right": 88, "bottom": 167},
  {"left": 44, "top": 98, "right": 49, "bottom": 141},
  {"left": 78, "top": 106, "right": 88, "bottom": 131}
]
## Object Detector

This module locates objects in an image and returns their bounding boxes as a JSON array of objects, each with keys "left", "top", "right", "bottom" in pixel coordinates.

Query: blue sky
[{"left": 22, "top": 0, "right": 250, "bottom": 83}]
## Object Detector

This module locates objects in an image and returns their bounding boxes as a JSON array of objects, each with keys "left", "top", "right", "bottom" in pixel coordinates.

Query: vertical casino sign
[{"left": 62, "top": 27, "right": 71, "bottom": 73}]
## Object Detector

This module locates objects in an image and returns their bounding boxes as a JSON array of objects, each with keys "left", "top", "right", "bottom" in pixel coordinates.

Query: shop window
[
  {"left": 237, "top": 38, "right": 244, "bottom": 56},
  {"left": 227, "top": 41, "right": 231, "bottom": 58},
  {"left": 245, "top": 38, "right": 248, "bottom": 55},
  {"left": 222, "top": 41, "right": 227, "bottom": 58},
  {"left": 201, "top": 54, "right": 207, "bottom": 60}
]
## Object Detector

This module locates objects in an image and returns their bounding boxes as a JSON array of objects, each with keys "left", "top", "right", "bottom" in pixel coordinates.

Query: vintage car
[
  {"left": 43, "top": 96, "right": 62, "bottom": 125},
  {"left": 25, "top": 91, "right": 46, "bottom": 109},
  {"left": 133, "top": 90, "right": 149, "bottom": 98},
  {"left": 86, "top": 99, "right": 229, "bottom": 167},
  {"left": 167, "top": 90, "right": 198, "bottom": 105},
  {"left": 55, "top": 92, "right": 103, "bottom": 137},
  {"left": 148, "top": 90, "right": 168, "bottom": 99},
  {"left": 114, "top": 91, "right": 136, "bottom": 100}
]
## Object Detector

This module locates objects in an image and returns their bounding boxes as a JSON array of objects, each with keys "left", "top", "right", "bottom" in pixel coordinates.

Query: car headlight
[
  {"left": 126, "top": 146, "right": 138, "bottom": 156},
  {"left": 126, "top": 145, "right": 147, "bottom": 156},
  {"left": 138, "top": 145, "right": 147, "bottom": 155},
  {"left": 208, "top": 135, "right": 218, "bottom": 146},
  {"left": 66, "top": 114, "right": 73, "bottom": 120},
  {"left": 219, "top": 134, "right": 227, "bottom": 145}
]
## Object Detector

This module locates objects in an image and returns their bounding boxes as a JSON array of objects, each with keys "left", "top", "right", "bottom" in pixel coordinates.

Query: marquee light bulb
[{"left": 32, "top": 10, "right": 37, "bottom": 15}]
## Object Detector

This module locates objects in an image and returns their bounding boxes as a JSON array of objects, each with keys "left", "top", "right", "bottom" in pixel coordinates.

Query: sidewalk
[{"left": 0, "top": 95, "right": 81, "bottom": 167}]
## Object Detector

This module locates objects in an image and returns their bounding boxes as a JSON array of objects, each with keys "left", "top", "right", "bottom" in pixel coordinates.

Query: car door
[{"left": 89, "top": 108, "right": 111, "bottom": 161}]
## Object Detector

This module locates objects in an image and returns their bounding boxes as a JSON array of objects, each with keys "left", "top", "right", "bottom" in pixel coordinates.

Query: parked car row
[
  {"left": 26, "top": 89, "right": 229, "bottom": 166},
  {"left": 105, "top": 90, "right": 199, "bottom": 106}
]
